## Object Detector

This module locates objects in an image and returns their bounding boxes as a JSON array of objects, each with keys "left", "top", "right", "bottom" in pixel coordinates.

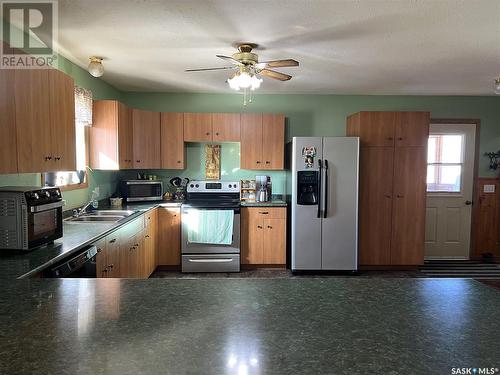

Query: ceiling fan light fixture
[
  {"left": 227, "top": 70, "right": 263, "bottom": 91},
  {"left": 495, "top": 77, "right": 500, "bottom": 94},
  {"left": 88, "top": 56, "right": 104, "bottom": 77}
]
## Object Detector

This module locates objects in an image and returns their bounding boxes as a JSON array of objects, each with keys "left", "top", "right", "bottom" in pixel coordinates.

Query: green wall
[{"left": 122, "top": 92, "right": 500, "bottom": 178}]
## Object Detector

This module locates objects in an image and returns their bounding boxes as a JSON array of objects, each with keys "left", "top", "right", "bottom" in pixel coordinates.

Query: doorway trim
[{"left": 429, "top": 118, "right": 481, "bottom": 258}]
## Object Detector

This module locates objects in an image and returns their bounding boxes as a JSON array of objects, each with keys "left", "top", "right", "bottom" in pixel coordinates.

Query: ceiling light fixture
[
  {"left": 88, "top": 56, "right": 104, "bottom": 77},
  {"left": 227, "top": 67, "right": 263, "bottom": 91},
  {"left": 495, "top": 77, "right": 500, "bottom": 94}
]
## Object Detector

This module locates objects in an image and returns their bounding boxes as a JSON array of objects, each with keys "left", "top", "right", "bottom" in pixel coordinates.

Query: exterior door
[{"left": 424, "top": 123, "right": 476, "bottom": 259}]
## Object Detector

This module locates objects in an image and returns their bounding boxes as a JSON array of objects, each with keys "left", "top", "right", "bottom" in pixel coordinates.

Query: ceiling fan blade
[
  {"left": 259, "top": 69, "right": 292, "bottom": 81},
  {"left": 216, "top": 55, "right": 243, "bottom": 66},
  {"left": 257, "top": 59, "right": 299, "bottom": 69},
  {"left": 185, "top": 66, "right": 235, "bottom": 72}
]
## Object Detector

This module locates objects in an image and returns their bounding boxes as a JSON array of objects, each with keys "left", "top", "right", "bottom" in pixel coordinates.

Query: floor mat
[{"left": 419, "top": 260, "right": 500, "bottom": 279}]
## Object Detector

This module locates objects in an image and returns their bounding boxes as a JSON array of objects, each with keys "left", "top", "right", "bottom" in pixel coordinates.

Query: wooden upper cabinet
[
  {"left": 117, "top": 102, "right": 133, "bottom": 169},
  {"left": 49, "top": 69, "right": 76, "bottom": 172},
  {"left": 183, "top": 113, "right": 212, "bottom": 142},
  {"left": 395, "top": 112, "right": 430, "bottom": 147},
  {"left": 347, "top": 112, "right": 396, "bottom": 147},
  {"left": 358, "top": 147, "right": 394, "bottom": 266},
  {"left": 240, "top": 114, "right": 263, "bottom": 169},
  {"left": 262, "top": 114, "right": 285, "bottom": 169},
  {"left": 160, "top": 112, "right": 185, "bottom": 169},
  {"left": 132, "top": 109, "right": 161, "bottom": 169},
  {"left": 91, "top": 100, "right": 133, "bottom": 170},
  {"left": 212, "top": 113, "right": 241, "bottom": 142},
  {"left": 0, "top": 70, "right": 18, "bottom": 173},
  {"left": 15, "top": 69, "right": 53, "bottom": 173},
  {"left": 390, "top": 147, "right": 427, "bottom": 265}
]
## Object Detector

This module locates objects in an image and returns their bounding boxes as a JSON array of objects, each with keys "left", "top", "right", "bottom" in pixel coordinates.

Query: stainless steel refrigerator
[{"left": 291, "top": 137, "right": 359, "bottom": 271}]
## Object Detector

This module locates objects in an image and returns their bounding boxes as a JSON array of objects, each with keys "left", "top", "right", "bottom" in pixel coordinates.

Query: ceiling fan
[{"left": 185, "top": 43, "right": 299, "bottom": 91}]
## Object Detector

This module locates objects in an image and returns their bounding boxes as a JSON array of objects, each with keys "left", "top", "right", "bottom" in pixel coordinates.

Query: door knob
[{"left": 465, "top": 200, "right": 473, "bottom": 205}]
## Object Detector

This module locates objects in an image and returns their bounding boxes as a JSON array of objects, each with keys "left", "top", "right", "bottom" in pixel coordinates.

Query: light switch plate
[{"left": 483, "top": 184, "right": 495, "bottom": 193}]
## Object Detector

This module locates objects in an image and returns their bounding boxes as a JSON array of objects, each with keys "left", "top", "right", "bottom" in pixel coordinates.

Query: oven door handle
[
  {"left": 30, "top": 200, "right": 64, "bottom": 213},
  {"left": 188, "top": 258, "right": 234, "bottom": 263}
]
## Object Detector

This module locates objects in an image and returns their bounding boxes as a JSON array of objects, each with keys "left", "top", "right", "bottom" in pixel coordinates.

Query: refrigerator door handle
[
  {"left": 317, "top": 159, "right": 322, "bottom": 218},
  {"left": 323, "top": 159, "right": 329, "bottom": 218}
]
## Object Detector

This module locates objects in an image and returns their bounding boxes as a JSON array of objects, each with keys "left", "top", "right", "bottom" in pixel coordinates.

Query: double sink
[{"left": 65, "top": 210, "right": 136, "bottom": 223}]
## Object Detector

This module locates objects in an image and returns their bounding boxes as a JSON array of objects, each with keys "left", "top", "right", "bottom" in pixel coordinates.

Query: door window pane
[
  {"left": 427, "top": 134, "right": 464, "bottom": 193},
  {"left": 427, "top": 134, "right": 463, "bottom": 163},
  {"left": 427, "top": 165, "right": 462, "bottom": 192}
]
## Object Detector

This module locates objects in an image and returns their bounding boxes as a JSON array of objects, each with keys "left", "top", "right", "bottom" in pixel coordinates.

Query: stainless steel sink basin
[
  {"left": 66, "top": 216, "right": 126, "bottom": 223},
  {"left": 87, "top": 210, "right": 135, "bottom": 217}
]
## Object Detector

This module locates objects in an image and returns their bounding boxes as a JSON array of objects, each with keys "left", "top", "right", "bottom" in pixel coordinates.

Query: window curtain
[{"left": 74, "top": 86, "right": 93, "bottom": 127}]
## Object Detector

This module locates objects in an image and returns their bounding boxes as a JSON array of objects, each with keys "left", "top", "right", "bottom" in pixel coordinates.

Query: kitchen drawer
[
  {"left": 245, "top": 207, "right": 286, "bottom": 219},
  {"left": 181, "top": 254, "right": 240, "bottom": 273}
]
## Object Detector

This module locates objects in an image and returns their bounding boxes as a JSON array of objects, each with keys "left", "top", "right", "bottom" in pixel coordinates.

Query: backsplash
[{"left": 119, "top": 143, "right": 287, "bottom": 195}]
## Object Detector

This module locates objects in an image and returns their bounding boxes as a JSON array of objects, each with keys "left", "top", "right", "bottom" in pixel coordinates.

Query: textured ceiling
[{"left": 57, "top": 0, "right": 500, "bottom": 95}]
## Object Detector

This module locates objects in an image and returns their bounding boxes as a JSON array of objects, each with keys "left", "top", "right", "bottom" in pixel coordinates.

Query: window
[
  {"left": 426, "top": 134, "right": 464, "bottom": 193},
  {"left": 43, "top": 86, "right": 92, "bottom": 191}
]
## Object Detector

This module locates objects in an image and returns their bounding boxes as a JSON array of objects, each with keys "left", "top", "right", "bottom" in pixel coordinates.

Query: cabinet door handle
[
  {"left": 206, "top": 132, "right": 210, "bottom": 136},
  {"left": 396, "top": 194, "right": 404, "bottom": 198},
  {"left": 215, "top": 132, "right": 219, "bottom": 135},
  {"left": 397, "top": 137, "right": 403, "bottom": 141},
  {"left": 385, "top": 194, "right": 391, "bottom": 198},
  {"left": 109, "top": 238, "right": 117, "bottom": 243},
  {"left": 256, "top": 161, "right": 261, "bottom": 164},
  {"left": 109, "top": 264, "right": 114, "bottom": 269},
  {"left": 267, "top": 225, "right": 273, "bottom": 229},
  {"left": 387, "top": 137, "right": 394, "bottom": 141},
  {"left": 54, "top": 156, "right": 61, "bottom": 161},
  {"left": 265, "top": 161, "right": 270, "bottom": 164},
  {"left": 177, "top": 160, "right": 181, "bottom": 163},
  {"left": 145, "top": 234, "right": 150, "bottom": 238},
  {"left": 45, "top": 156, "right": 52, "bottom": 161},
  {"left": 136, "top": 160, "right": 141, "bottom": 163},
  {"left": 257, "top": 225, "right": 263, "bottom": 229},
  {"left": 134, "top": 243, "right": 139, "bottom": 247}
]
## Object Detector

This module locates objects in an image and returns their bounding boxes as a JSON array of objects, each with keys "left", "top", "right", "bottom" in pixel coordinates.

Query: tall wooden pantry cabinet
[{"left": 347, "top": 111, "right": 430, "bottom": 266}]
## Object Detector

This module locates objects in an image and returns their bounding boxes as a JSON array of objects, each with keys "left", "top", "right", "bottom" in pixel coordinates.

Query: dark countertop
[
  {"left": 0, "top": 199, "right": 284, "bottom": 279},
  {"left": 0, "top": 202, "right": 182, "bottom": 279},
  {"left": 240, "top": 199, "right": 287, "bottom": 207},
  {"left": 0, "top": 278, "right": 498, "bottom": 374}
]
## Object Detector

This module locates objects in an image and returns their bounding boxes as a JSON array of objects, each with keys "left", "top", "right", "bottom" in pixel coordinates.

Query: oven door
[
  {"left": 27, "top": 201, "right": 63, "bottom": 249},
  {"left": 181, "top": 207, "right": 240, "bottom": 255}
]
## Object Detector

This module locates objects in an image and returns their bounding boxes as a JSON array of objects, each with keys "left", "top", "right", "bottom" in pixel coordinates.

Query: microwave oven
[
  {"left": 0, "top": 186, "right": 64, "bottom": 250},
  {"left": 119, "top": 180, "right": 163, "bottom": 202}
]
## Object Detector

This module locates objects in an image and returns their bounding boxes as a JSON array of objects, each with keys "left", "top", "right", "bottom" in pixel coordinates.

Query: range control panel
[{"left": 187, "top": 181, "right": 240, "bottom": 193}]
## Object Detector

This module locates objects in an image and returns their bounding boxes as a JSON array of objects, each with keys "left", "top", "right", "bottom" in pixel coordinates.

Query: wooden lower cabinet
[
  {"left": 95, "top": 211, "right": 158, "bottom": 278},
  {"left": 143, "top": 208, "right": 158, "bottom": 276},
  {"left": 157, "top": 207, "right": 181, "bottom": 266},
  {"left": 241, "top": 207, "right": 286, "bottom": 265}
]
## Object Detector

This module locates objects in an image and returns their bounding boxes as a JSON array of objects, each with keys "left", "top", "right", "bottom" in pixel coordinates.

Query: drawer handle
[
  {"left": 259, "top": 212, "right": 269, "bottom": 215},
  {"left": 177, "top": 161, "right": 181, "bottom": 163},
  {"left": 109, "top": 238, "right": 117, "bottom": 243},
  {"left": 188, "top": 258, "right": 233, "bottom": 263},
  {"left": 265, "top": 161, "right": 270, "bottom": 164}
]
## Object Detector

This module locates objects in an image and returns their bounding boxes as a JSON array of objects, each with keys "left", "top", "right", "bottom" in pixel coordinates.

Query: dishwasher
[{"left": 43, "top": 245, "right": 99, "bottom": 278}]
